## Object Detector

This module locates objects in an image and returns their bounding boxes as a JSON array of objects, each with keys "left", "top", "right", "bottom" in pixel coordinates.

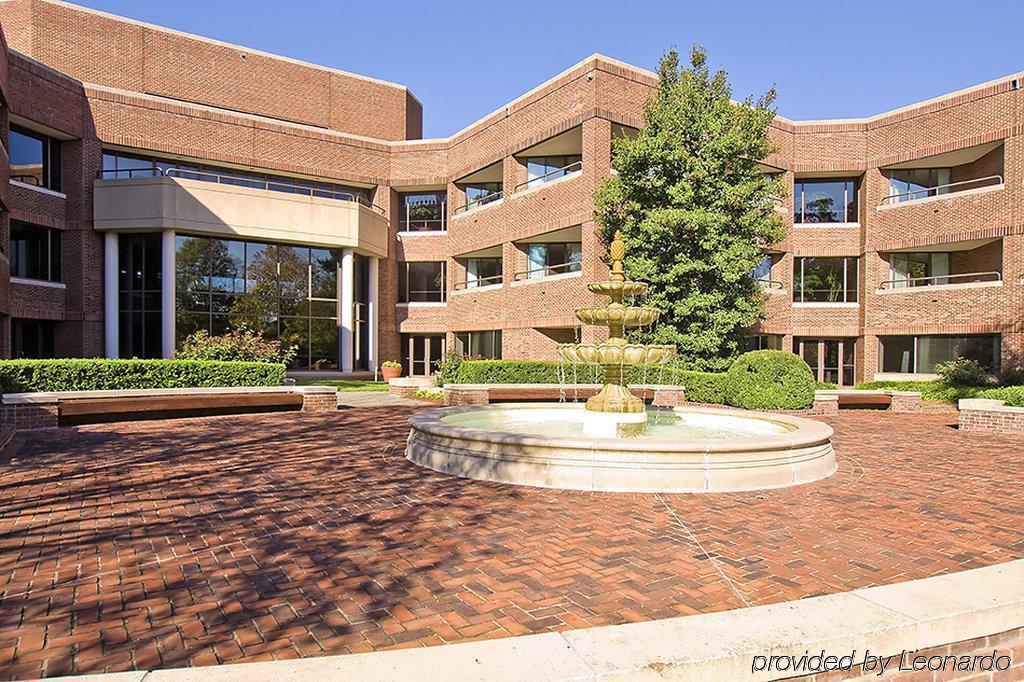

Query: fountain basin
[{"left": 407, "top": 403, "right": 836, "bottom": 493}]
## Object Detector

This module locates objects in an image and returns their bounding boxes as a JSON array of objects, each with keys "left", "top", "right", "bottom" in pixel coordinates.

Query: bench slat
[
  {"left": 836, "top": 394, "right": 892, "bottom": 406},
  {"left": 58, "top": 392, "right": 303, "bottom": 417}
]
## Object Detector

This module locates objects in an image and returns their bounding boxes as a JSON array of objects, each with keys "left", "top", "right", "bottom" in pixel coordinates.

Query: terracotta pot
[{"left": 381, "top": 366, "right": 402, "bottom": 381}]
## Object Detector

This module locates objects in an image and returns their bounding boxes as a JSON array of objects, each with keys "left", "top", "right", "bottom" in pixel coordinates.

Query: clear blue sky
[{"left": 73, "top": 0, "right": 1024, "bottom": 138}]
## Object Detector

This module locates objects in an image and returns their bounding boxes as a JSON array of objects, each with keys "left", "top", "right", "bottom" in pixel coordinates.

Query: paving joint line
[{"left": 654, "top": 492, "right": 751, "bottom": 608}]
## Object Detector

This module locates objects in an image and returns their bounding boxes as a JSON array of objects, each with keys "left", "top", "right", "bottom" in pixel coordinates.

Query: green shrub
[
  {"left": 998, "top": 366, "right": 1024, "bottom": 387},
  {"left": 0, "top": 359, "right": 285, "bottom": 394},
  {"left": 721, "top": 350, "right": 816, "bottom": 410},
  {"left": 433, "top": 351, "right": 465, "bottom": 387},
  {"left": 177, "top": 326, "right": 296, "bottom": 365},
  {"left": 854, "top": 380, "right": 982, "bottom": 404},
  {"left": 935, "top": 357, "right": 990, "bottom": 387},
  {"left": 977, "top": 386, "right": 1024, "bottom": 407},
  {"left": 449, "top": 360, "right": 728, "bottom": 403}
]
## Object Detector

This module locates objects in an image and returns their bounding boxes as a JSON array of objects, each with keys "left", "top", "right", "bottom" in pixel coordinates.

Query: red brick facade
[{"left": 0, "top": 0, "right": 1021, "bottom": 382}]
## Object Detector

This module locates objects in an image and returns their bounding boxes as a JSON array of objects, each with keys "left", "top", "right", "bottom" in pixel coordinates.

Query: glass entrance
[
  {"left": 797, "top": 338, "right": 856, "bottom": 386},
  {"left": 403, "top": 334, "right": 444, "bottom": 376}
]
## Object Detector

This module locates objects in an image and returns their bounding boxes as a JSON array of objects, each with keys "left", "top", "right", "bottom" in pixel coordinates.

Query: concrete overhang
[
  {"left": 882, "top": 140, "right": 1003, "bottom": 170},
  {"left": 93, "top": 176, "right": 389, "bottom": 257}
]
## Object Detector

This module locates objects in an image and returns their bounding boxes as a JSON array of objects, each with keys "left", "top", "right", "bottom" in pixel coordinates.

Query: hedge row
[
  {"left": 452, "top": 352, "right": 819, "bottom": 410},
  {"left": 977, "top": 385, "right": 1024, "bottom": 407},
  {"left": 0, "top": 359, "right": 286, "bottom": 394}
]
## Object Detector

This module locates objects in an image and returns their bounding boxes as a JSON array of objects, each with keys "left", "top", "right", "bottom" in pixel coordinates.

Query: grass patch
[{"left": 293, "top": 379, "right": 389, "bottom": 392}]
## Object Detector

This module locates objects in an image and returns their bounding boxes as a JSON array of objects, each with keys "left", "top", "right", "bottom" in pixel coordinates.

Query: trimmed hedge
[
  {"left": 854, "top": 380, "right": 981, "bottom": 404},
  {"left": 450, "top": 360, "right": 727, "bottom": 404},
  {"left": 0, "top": 359, "right": 286, "bottom": 394},
  {"left": 977, "top": 385, "right": 1024, "bottom": 407},
  {"left": 722, "top": 350, "right": 816, "bottom": 410}
]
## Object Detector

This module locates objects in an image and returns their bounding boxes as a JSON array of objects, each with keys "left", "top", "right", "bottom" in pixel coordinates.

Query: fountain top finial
[{"left": 609, "top": 230, "right": 625, "bottom": 283}]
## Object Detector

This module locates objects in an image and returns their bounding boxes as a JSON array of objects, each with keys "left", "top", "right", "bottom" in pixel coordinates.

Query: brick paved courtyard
[{"left": 1, "top": 407, "right": 1023, "bottom": 679}]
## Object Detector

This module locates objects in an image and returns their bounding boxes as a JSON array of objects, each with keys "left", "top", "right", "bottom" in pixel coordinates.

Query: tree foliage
[{"left": 594, "top": 45, "right": 785, "bottom": 370}]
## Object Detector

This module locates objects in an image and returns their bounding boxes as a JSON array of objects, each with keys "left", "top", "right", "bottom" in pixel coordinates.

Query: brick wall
[{"left": 0, "top": 3, "right": 1020, "bottom": 381}]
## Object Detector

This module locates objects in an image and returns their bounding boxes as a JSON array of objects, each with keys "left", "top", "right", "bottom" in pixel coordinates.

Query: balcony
[
  {"left": 93, "top": 171, "right": 388, "bottom": 257},
  {"left": 513, "top": 127, "right": 583, "bottom": 194},
  {"left": 453, "top": 248, "right": 503, "bottom": 293},
  {"left": 397, "top": 189, "right": 447, "bottom": 233},
  {"left": 877, "top": 141, "right": 1005, "bottom": 209},
  {"left": 511, "top": 226, "right": 583, "bottom": 285},
  {"left": 453, "top": 161, "right": 503, "bottom": 216},
  {"left": 877, "top": 240, "right": 1004, "bottom": 294}
]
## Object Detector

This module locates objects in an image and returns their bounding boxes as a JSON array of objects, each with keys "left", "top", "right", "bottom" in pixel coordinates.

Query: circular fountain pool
[{"left": 406, "top": 403, "right": 835, "bottom": 493}]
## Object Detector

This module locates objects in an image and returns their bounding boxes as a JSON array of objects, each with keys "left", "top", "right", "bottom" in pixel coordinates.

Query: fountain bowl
[
  {"left": 558, "top": 342, "right": 676, "bottom": 367},
  {"left": 574, "top": 306, "right": 660, "bottom": 327},
  {"left": 407, "top": 403, "right": 836, "bottom": 493}
]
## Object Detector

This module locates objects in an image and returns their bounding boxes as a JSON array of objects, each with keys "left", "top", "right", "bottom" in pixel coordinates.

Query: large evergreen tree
[{"left": 594, "top": 45, "right": 785, "bottom": 371}]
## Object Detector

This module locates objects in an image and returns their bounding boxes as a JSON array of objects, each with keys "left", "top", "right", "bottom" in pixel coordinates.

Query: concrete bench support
[
  {"left": 441, "top": 383, "right": 686, "bottom": 407},
  {"left": 958, "top": 398, "right": 1024, "bottom": 435}
]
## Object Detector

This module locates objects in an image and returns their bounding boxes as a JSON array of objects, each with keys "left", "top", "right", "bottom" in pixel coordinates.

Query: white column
[
  {"left": 103, "top": 231, "right": 119, "bottom": 359},
  {"left": 160, "top": 229, "right": 176, "bottom": 358},
  {"left": 367, "top": 256, "right": 379, "bottom": 374},
  {"left": 340, "top": 249, "right": 355, "bottom": 373}
]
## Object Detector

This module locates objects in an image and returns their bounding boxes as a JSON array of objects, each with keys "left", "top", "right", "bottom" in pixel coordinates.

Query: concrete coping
[
  {"left": 387, "top": 377, "right": 432, "bottom": 388},
  {"left": 2, "top": 385, "right": 336, "bottom": 405},
  {"left": 959, "top": 398, "right": 1024, "bottom": 414},
  {"left": 410, "top": 403, "right": 832, "bottom": 454},
  {"left": 48, "top": 558, "right": 1024, "bottom": 682},
  {"left": 815, "top": 389, "right": 923, "bottom": 398}
]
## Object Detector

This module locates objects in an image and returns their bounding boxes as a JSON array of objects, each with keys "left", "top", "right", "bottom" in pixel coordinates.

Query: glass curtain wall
[{"left": 175, "top": 235, "right": 341, "bottom": 369}]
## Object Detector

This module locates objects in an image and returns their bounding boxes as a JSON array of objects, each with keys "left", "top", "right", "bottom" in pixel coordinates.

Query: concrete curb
[{"left": 45, "top": 559, "right": 1024, "bottom": 681}]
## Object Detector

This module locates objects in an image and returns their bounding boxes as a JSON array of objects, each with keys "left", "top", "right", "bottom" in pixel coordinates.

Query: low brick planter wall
[
  {"left": 0, "top": 385, "right": 337, "bottom": 430},
  {"left": 958, "top": 398, "right": 1024, "bottom": 435},
  {"left": 388, "top": 377, "right": 432, "bottom": 398}
]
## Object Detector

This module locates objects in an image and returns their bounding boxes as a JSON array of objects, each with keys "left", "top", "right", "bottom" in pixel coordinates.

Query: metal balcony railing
[
  {"left": 513, "top": 261, "right": 582, "bottom": 281},
  {"left": 97, "top": 167, "right": 385, "bottom": 214},
  {"left": 453, "top": 274, "right": 504, "bottom": 290},
  {"left": 514, "top": 161, "right": 582, "bottom": 193},
  {"left": 453, "top": 190, "right": 503, "bottom": 214},
  {"left": 878, "top": 175, "right": 1004, "bottom": 206},
  {"left": 756, "top": 279, "right": 784, "bottom": 290},
  {"left": 878, "top": 271, "right": 1002, "bottom": 289}
]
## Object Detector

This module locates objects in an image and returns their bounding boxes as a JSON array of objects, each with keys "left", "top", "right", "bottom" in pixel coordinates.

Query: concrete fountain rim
[{"left": 408, "top": 402, "right": 834, "bottom": 454}]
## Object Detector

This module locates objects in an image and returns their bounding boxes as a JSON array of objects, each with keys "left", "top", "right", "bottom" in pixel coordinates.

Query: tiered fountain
[
  {"left": 406, "top": 232, "right": 836, "bottom": 493},
  {"left": 557, "top": 231, "right": 676, "bottom": 436}
]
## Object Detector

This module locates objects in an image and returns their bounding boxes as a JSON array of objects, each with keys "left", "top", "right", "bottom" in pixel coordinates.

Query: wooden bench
[{"left": 1, "top": 386, "right": 337, "bottom": 430}]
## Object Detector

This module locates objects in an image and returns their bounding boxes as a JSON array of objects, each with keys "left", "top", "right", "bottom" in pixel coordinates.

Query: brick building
[{"left": 0, "top": 0, "right": 1020, "bottom": 384}]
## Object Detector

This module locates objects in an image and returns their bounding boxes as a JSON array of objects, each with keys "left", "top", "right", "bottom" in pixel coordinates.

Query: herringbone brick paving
[{"left": 1, "top": 407, "right": 1022, "bottom": 679}]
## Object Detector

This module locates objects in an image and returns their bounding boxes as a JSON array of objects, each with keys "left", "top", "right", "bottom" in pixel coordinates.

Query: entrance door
[
  {"left": 797, "top": 338, "right": 856, "bottom": 386},
  {"left": 403, "top": 334, "right": 444, "bottom": 376}
]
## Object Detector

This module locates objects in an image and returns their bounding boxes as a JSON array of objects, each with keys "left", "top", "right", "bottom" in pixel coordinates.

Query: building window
[
  {"left": 746, "top": 335, "right": 782, "bottom": 351},
  {"left": 399, "top": 191, "right": 446, "bottom": 232},
  {"left": 119, "top": 233, "right": 163, "bottom": 360},
  {"left": 100, "top": 150, "right": 372, "bottom": 205},
  {"left": 888, "top": 168, "right": 951, "bottom": 203},
  {"left": 793, "top": 178, "right": 859, "bottom": 224},
  {"left": 11, "top": 221, "right": 61, "bottom": 282},
  {"left": 878, "top": 335, "right": 1000, "bottom": 374},
  {"left": 10, "top": 125, "right": 61, "bottom": 191},
  {"left": 12, "top": 319, "right": 56, "bottom": 358},
  {"left": 525, "top": 242, "right": 582, "bottom": 279},
  {"left": 889, "top": 252, "right": 950, "bottom": 288},
  {"left": 797, "top": 338, "right": 856, "bottom": 386},
  {"left": 455, "top": 330, "right": 502, "bottom": 360},
  {"left": 399, "top": 261, "right": 446, "bottom": 303},
  {"left": 464, "top": 182, "right": 502, "bottom": 210},
  {"left": 175, "top": 236, "right": 342, "bottom": 369},
  {"left": 464, "top": 257, "right": 502, "bottom": 288},
  {"left": 525, "top": 155, "right": 582, "bottom": 189},
  {"left": 793, "top": 257, "right": 858, "bottom": 303}
]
